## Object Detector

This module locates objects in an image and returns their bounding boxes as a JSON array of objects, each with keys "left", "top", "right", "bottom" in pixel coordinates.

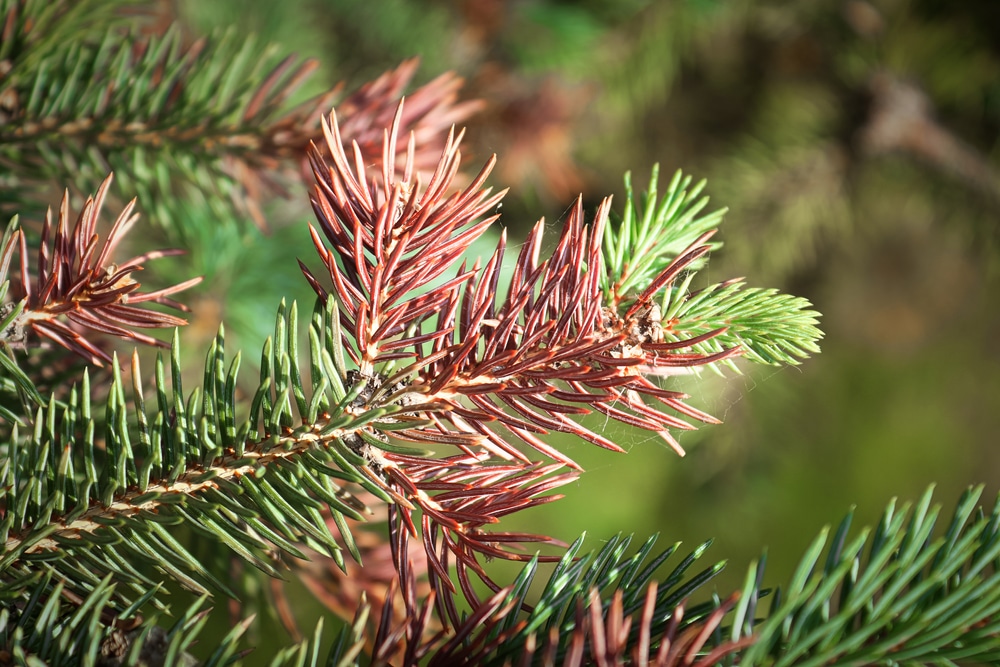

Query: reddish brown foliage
[
  {"left": 0, "top": 174, "right": 200, "bottom": 365},
  {"left": 298, "top": 97, "right": 744, "bottom": 631}
]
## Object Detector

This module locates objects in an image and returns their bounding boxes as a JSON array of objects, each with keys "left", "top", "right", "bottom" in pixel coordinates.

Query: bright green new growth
[
  {"left": 601, "top": 166, "right": 823, "bottom": 372},
  {"left": 601, "top": 165, "right": 726, "bottom": 301},
  {"left": 661, "top": 281, "right": 824, "bottom": 368}
]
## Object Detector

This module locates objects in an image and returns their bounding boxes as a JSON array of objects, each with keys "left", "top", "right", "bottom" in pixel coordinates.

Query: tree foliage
[{"left": 1, "top": 1, "right": 996, "bottom": 666}]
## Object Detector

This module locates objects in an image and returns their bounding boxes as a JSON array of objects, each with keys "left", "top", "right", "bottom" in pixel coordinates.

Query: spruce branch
[
  {"left": 0, "top": 173, "right": 201, "bottom": 367},
  {"left": 0, "top": 45, "right": 833, "bottom": 661},
  {"left": 2, "top": 4, "right": 334, "bottom": 223},
  {"left": 0, "top": 573, "right": 244, "bottom": 666},
  {"left": 302, "top": 99, "right": 822, "bottom": 472},
  {"left": 603, "top": 166, "right": 823, "bottom": 374},
  {"left": 0, "top": 0, "right": 139, "bottom": 86},
  {"left": 0, "top": 5, "right": 991, "bottom": 662},
  {"left": 0, "top": 1, "right": 480, "bottom": 226},
  {"left": 732, "top": 485, "right": 1000, "bottom": 666},
  {"left": 354, "top": 487, "right": 1000, "bottom": 666},
  {"left": 293, "top": 97, "right": 825, "bottom": 629},
  {"left": 423, "top": 533, "right": 748, "bottom": 667},
  {"left": 0, "top": 300, "right": 396, "bottom": 618}
]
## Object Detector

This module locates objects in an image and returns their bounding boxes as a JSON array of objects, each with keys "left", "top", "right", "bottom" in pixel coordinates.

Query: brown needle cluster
[
  {"left": 331, "top": 58, "right": 486, "bottom": 180},
  {"left": 429, "top": 588, "right": 752, "bottom": 667},
  {"left": 300, "top": 100, "right": 745, "bottom": 628},
  {"left": 0, "top": 174, "right": 201, "bottom": 365},
  {"left": 243, "top": 58, "right": 484, "bottom": 224}
]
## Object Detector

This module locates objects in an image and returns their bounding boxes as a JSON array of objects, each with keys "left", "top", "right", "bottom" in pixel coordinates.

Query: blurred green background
[{"left": 165, "top": 0, "right": 1000, "bottom": 652}]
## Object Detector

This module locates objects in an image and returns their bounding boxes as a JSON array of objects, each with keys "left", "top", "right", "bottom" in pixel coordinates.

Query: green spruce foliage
[{"left": 0, "top": 1, "right": 996, "bottom": 665}]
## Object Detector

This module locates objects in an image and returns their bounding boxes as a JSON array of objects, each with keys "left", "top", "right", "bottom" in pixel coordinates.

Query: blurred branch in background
[{"left": 862, "top": 70, "right": 1000, "bottom": 204}]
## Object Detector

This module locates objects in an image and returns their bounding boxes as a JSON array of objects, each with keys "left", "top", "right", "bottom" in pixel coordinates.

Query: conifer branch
[
  {"left": 0, "top": 577, "right": 242, "bottom": 666},
  {"left": 2, "top": 93, "right": 992, "bottom": 665},
  {"left": 422, "top": 533, "right": 746, "bottom": 667},
  {"left": 0, "top": 4, "right": 992, "bottom": 664},
  {"left": 0, "top": 1, "right": 480, "bottom": 225},
  {"left": 0, "top": 303, "right": 387, "bottom": 608},
  {"left": 0, "top": 102, "right": 824, "bottom": 659},
  {"left": 0, "top": 173, "right": 201, "bottom": 367},
  {"left": 334, "top": 488, "right": 1000, "bottom": 666},
  {"left": 302, "top": 99, "right": 822, "bottom": 480},
  {"left": 733, "top": 485, "right": 1000, "bottom": 666},
  {"left": 0, "top": 18, "right": 835, "bottom": 660}
]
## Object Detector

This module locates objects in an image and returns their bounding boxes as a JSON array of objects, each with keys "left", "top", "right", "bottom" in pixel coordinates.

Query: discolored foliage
[{"left": 3, "top": 3, "right": 992, "bottom": 666}]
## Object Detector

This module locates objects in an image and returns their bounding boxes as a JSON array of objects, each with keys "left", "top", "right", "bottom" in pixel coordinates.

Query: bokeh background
[{"left": 162, "top": 0, "right": 1000, "bottom": 654}]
